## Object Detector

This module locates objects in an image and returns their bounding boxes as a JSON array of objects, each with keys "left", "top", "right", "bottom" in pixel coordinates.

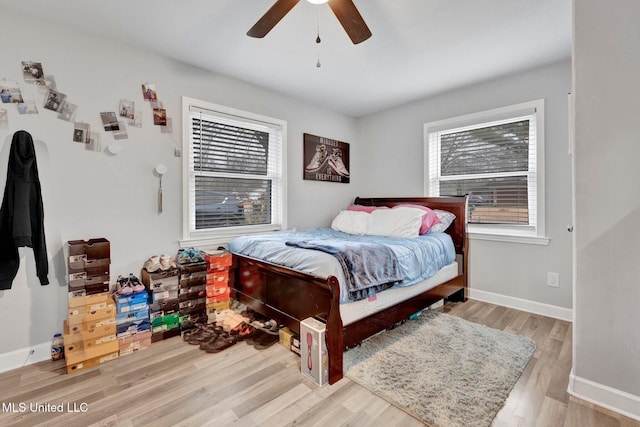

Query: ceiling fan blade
[
  {"left": 247, "top": 0, "right": 301, "bottom": 38},
  {"left": 327, "top": 0, "right": 372, "bottom": 44}
]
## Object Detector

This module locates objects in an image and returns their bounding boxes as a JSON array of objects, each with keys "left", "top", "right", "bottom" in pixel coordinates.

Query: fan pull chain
[{"left": 316, "top": 5, "right": 321, "bottom": 68}]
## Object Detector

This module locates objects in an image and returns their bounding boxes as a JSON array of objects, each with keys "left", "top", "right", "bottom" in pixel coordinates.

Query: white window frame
[
  {"left": 181, "top": 97, "right": 287, "bottom": 249},
  {"left": 424, "top": 99, "right": 549, "bottom": 245}
]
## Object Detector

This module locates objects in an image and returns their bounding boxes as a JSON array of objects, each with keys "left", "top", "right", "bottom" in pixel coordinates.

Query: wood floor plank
[
  {"left": 1, "top": 300, "right": 638, "bottom": 426},
  {"left": 535, "top": 396, "right": 567, "bottom": 427}
]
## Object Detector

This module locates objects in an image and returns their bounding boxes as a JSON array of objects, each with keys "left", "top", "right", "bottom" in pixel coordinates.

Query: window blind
[
  {"left": 431, "top": 115, "right": 537, "bottom": 226},
  {"left": 188, "top": 109, "right": 283, "bottom": 231}
]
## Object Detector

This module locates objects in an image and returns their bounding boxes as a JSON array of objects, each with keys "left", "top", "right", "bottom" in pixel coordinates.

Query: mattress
[
  {"left": 228, "top": 228, "right": 456, "bottom": 304},
  {"left": 340, "top": 261, "right": 459, "bottom": 326}
]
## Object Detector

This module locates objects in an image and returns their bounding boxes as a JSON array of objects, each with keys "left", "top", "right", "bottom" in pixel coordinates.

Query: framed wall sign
[{"left": 303, "top": 133, "right": 350, "bottom": 183}]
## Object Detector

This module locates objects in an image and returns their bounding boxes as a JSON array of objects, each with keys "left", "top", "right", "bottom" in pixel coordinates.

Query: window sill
[
  {"left": 468, "top": 231, "right": 550, "bottom": 245},
  {"left": 180, "top": 224, "right": 282, "bottom": 251}
]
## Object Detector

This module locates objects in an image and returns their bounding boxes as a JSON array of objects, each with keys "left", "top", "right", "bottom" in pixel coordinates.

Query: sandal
[
  {"left": 182, "top": 323, "right": 210, "bottom": 341},
  {"left": 230, "top": 322, "right": 256, "bottom": 340},
  {"left": 255, "top": 319, "right": 280, "bottom": 335},
  {"left": 253, "top": 332, "right": 279, "bottom": 350},
  {"left": 198, "top": 333, "right": 224, "bottom": 350},
  {"left": 203, "top": 335, "right": 237, "bottom": 353},
  {"left": 186, "top": 326, "right": 222, "bottom": 345}
]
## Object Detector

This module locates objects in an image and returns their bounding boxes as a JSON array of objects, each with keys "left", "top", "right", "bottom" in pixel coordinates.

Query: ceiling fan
[{"left": 247, "top": 0, "right": 372, "bottom": 45}]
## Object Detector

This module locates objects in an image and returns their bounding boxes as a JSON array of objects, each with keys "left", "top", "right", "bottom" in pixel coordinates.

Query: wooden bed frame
[{"left": 230, "top": 196, "right": 468, "bottom": 384}]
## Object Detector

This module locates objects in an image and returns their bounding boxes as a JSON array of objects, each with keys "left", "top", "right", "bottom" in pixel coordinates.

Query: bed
[{"left": 228, "top": 196, "right": 468, "bottom": 384}]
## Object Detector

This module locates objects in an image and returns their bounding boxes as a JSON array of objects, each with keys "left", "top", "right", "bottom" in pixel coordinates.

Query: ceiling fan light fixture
[{"left": 307, "top": 0, "right": 329, "bottom": 4}]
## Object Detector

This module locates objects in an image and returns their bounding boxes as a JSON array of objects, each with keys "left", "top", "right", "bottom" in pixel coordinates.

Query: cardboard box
[
  {"left": 66, "top": 351, "right": 119, "bottom": 374},
  {"left": 150, "top": 289, "right": 178, "bottom": 302},
  {"left": 279, "top": 327, "right": 293, "bottom": 348},
  {"left": 67, "top": 238, "right": 110, "bottom": 261},
  {"left": 117, "top": 319, "right": 151, "bottom": 337},
  {"left": 178, "top": 284, "right": 206, "bottom": 301},
  {"left": 300, "top": 317, "right": 329, "bottom": 386},
  {"left": 68, "top": 289, "right": 87, "bottom": 308},
  {"left": 65, "top": 339, "right": 119, "bottom": 366},
  {"left": 118, "top": 330, "right": 152, "bottom": 356},
  {"left": 64, "top": 320, "right": 117, "bottom": 343},
  {"left": 150, "top": 327, "right": 180, "bottom": 343},
  {"left": 64, "top": 333, "right": 117, "bottom": 356},
  {"left": 141, "top": 269, "right": 179, "bottom": 291},
  {"left": 67, "top": 258, "right": 110, "bottom": 278},
  {"left": 116, "top": 300, "right": 149, "bottom": 315},
  {"left": 205, "top": 251, "right": 232, "bottom": 269},
  {"left": 206, "top": 300, "right": 230, "bottom": 313},
  {"left": 85, "top": 303, "right": 116, "bottom": 323},
  {"left": 149, "top": 298, "right": 179, "bottom": 314},
  {"left": 206, "top": 285, "right": 229, "bottom": 298},
  {"left": 116, "top": 308, "right": 149, "bottom": 325},
  {"left": 206, "top": 269, "right": 229, "bottom": 284},
  {"left": 68, "top": 274, "right": 109, "bottom": 292},
  {"left": 114, "top": 292, "right": 148, "bottom": 306}
]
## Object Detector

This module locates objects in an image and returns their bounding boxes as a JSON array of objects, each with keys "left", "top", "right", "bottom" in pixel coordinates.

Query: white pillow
[
  {"left": 367, "top": 207, "right": 425, "bottom": 238},
  {"left": 331, "top": 210, "right": 370, "bottom": 235}
]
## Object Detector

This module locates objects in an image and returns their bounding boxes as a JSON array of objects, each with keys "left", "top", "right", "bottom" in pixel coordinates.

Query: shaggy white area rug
[{"left": 344, "top": 310, "right": 536, "bottom": 427}]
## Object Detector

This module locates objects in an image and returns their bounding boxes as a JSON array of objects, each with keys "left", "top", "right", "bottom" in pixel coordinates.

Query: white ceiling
[{"left": 2, "top": 0, "right": 571, "bottom": 117}]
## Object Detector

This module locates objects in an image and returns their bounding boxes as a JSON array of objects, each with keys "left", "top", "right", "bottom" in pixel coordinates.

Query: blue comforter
[{"left": 228, "top": 228, "right": 456, "bottom": 303}]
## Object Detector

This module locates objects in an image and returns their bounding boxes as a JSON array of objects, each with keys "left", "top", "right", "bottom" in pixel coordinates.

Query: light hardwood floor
[{"left": 0, "top": 300, "right": 638, "bottom": 427}]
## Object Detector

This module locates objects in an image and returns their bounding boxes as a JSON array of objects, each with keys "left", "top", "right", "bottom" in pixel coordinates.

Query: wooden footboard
[{"left": 231, "top": 195, "right": 468, "bottom": 385}]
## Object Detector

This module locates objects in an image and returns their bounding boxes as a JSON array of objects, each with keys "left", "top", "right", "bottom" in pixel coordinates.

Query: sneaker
[
  {"left": 305, "top": 144, "right": 328, "bottom": 172},
  {"left": 128, "top": 273, "right": 145, "bottom": 294},
  {"left": 159, "top": 254, "right": 176, "bottom": 270},
  {"left": 328, "top": 148, "right": 349, "bottom": 176},
  {"left": 143, "top": 255, "right": 162, "bottom": 272},
  {"left": 177, "top": 249, "right": 192, "bottom": 265},
  {"left": 115, "top": 275, "right": 132, "bottom": 295},
  {"left": 187, "top": 248, "right": 204, "bottom": 263}
]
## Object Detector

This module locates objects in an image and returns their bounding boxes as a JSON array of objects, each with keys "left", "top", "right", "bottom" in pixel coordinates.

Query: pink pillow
[
  {"left": 347, "top": 205, "right": 389, "bottom": 213},
  {"left": 392, "top": 204, "right": 440, "bottom": 234}
]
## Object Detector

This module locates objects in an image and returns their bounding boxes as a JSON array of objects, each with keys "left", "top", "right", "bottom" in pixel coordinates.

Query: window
[
  {"left": 425, "top": 100, "right": 547, "bottom": 244},
  {"left": 182, "top": 97, "right": 286, "bottom": 246}
]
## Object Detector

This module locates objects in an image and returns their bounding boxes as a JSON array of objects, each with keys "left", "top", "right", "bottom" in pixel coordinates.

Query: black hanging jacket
[{"left": 0, "top": 130, "right": 49, "bottom": 289}]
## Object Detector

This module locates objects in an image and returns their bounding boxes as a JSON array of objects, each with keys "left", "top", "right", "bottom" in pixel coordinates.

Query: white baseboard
[
  {"left": 569, "top": 372, "right": 640, "bottom": 421},
  {"left": 468, "top": 288, "right": 572, "bottom": 322},
  {"left": 0, "top": 342, "right": 51, "bottom": 374}
]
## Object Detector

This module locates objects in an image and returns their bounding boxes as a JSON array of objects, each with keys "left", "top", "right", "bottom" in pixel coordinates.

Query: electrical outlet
[{"left": 547, "top": 272, "right": 560, "bottom": 288}]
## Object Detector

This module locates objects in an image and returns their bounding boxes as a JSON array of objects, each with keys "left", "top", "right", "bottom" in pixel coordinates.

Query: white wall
[
  {"left": 571, "top": 0, "right": 640, "bottom": 418},
  {"left": 357, "top": 60, "right": 573, "bottom": 313},
  {"left": 0, "top": 8, "right": 359, "bottom": 362}
]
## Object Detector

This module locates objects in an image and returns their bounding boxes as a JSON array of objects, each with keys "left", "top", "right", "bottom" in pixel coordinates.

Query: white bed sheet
[{"left": 339, "top": 261, "right": 459, "bottom": 326}]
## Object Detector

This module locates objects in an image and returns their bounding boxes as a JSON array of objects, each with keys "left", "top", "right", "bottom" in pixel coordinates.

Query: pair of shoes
[
  {"left": 218, "top": 311, "right": 250, "bottom": 332},
  {"left": 115, "top": 275, "right": 132, "bottom": 295},
  {"left": 177, "top": 248, "right": 205, "bottom": 265},
  {"left": 230, "top": 322, "right": 256, "bottom": 340},
  {"left": 252, "top": 319, "right": 280, "bottom": 335},
  {"left": 191, "top": 329, "right": 223, "bottom": 346},
  {"left": 128, "top": 274, "right": 145, "bottom": 293},
  {"left": 159, "top": 254, "right": 177, "bottom": 270},
  {"left": 203, "top": 333, "right": 237, "bottom": 353},
  {"left": 144, "top": 254, "right": 177, "bottom": 272},
  {"left": 182, "top": 322, "right": 211, "bottom": 342},
  {"left": 248, "top": 329, "right": 280, "bottom": 350},
  {"left": 115, "top": 274, "right": 145, "bottom": 295}
]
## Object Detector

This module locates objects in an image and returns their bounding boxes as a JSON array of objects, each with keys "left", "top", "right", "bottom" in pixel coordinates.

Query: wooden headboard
[{"left": 352, "top": 196, "right": 468, "bottom": 255}]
